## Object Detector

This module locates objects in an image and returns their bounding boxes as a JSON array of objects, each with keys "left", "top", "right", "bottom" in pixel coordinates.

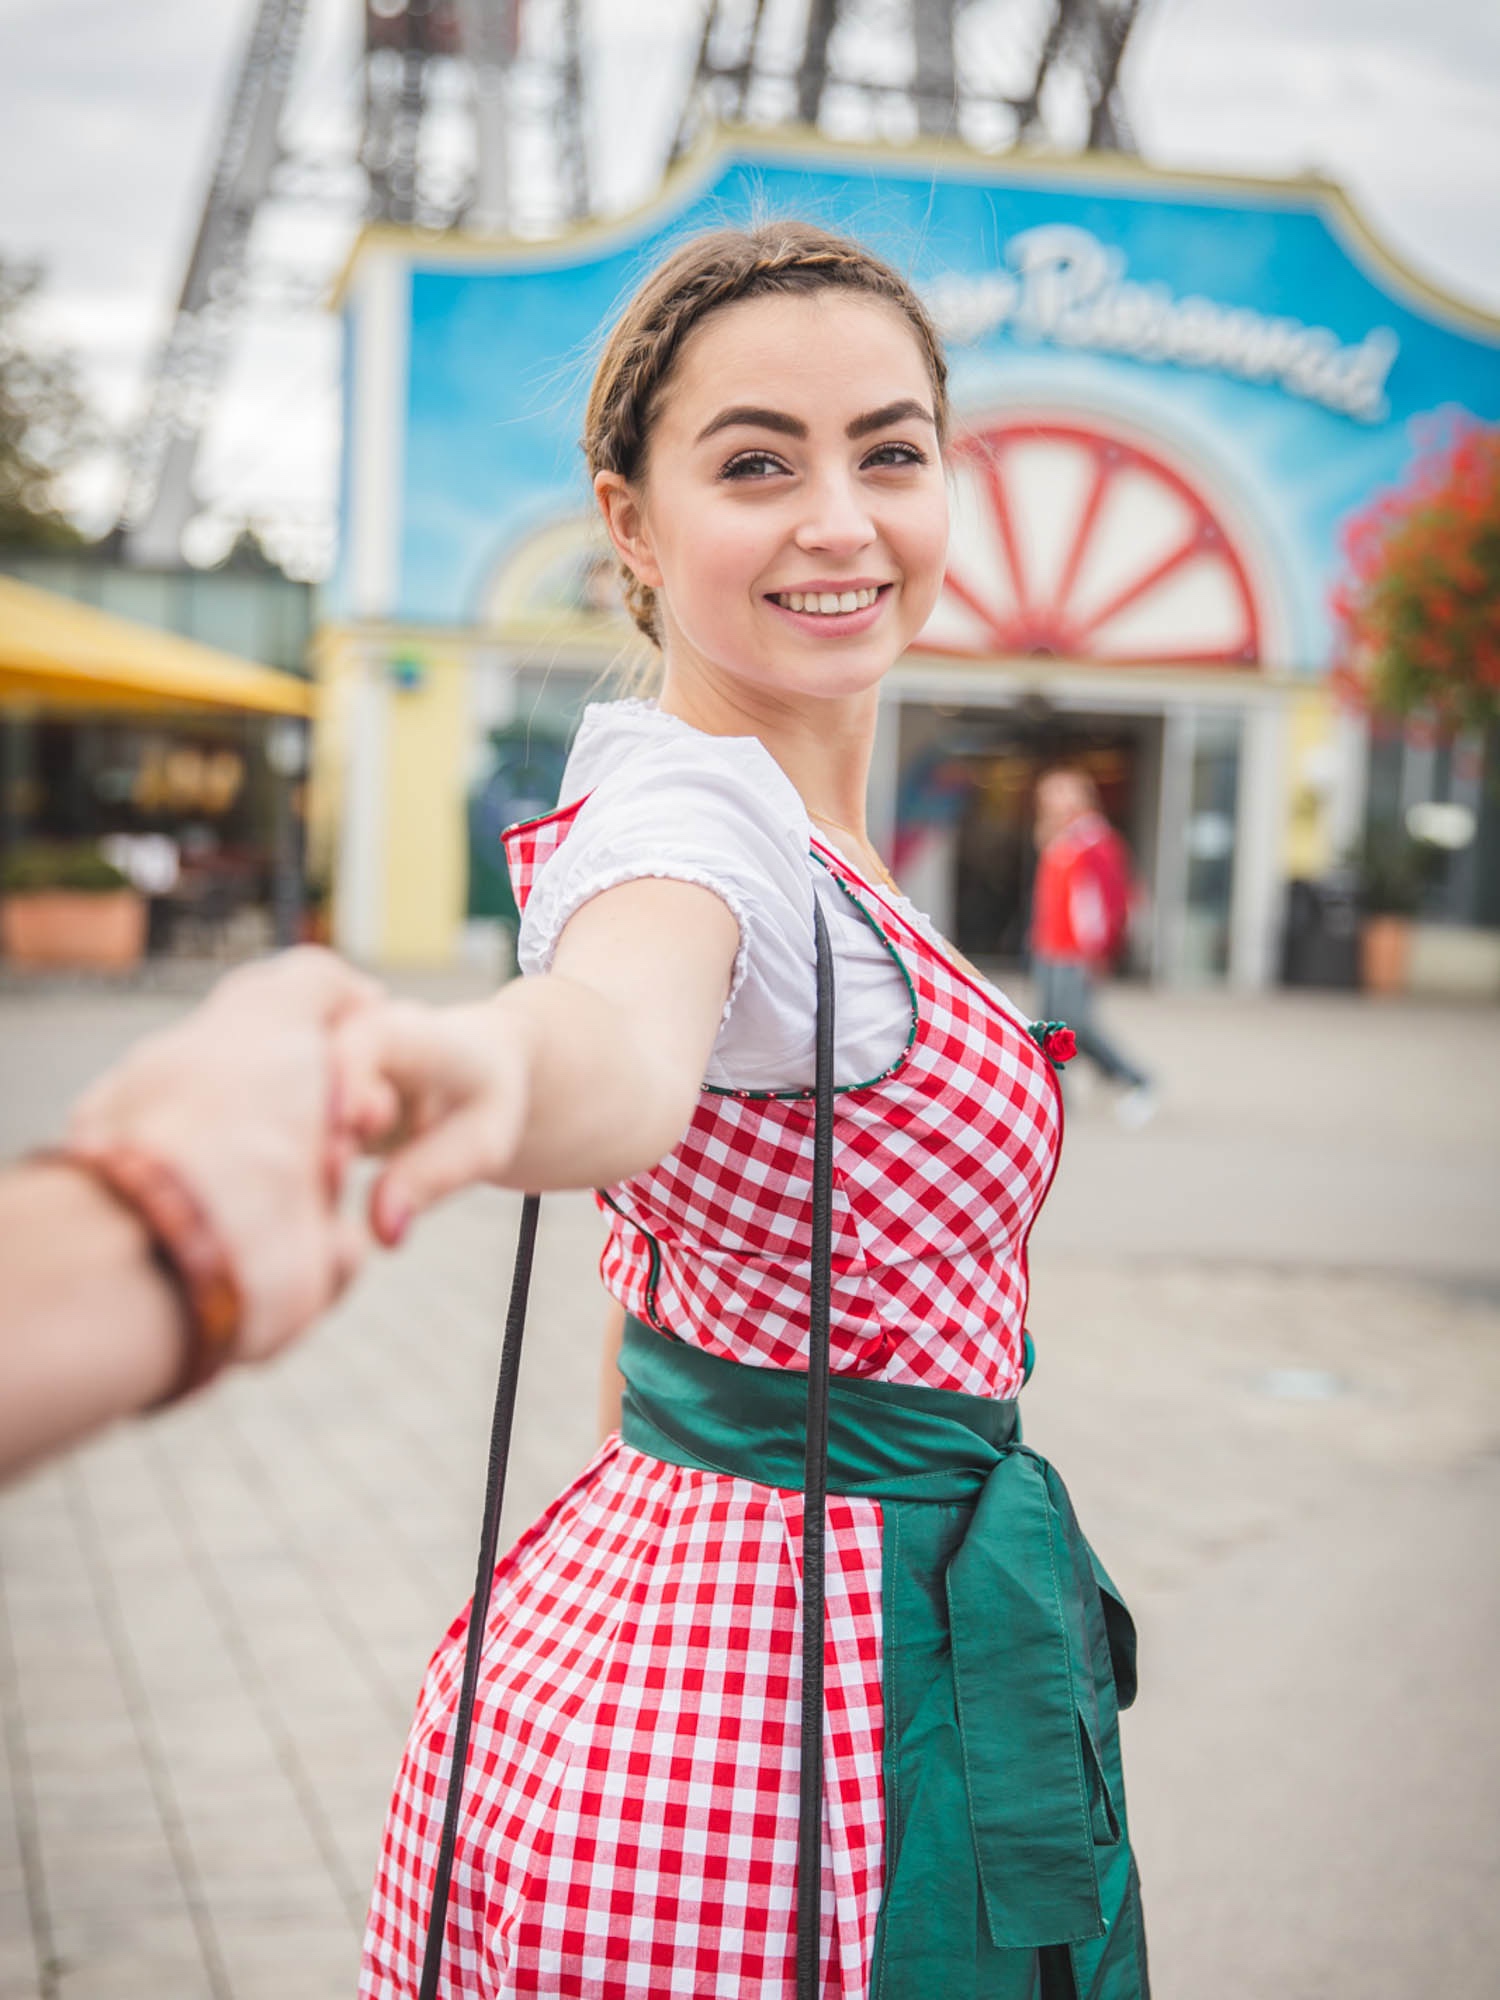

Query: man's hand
[{"left": 66, "top": 948, "right": 383, "bottom": 1365}]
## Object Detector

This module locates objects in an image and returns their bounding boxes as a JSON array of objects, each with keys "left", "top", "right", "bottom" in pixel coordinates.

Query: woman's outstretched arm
[{"left": 335, "top": 876, "right": 740, "bottom": 1243}]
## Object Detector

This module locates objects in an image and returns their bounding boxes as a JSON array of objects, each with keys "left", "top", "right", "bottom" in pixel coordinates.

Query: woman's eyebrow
[
  {"left": 695, "top": 406, "right": 807, "bottom": 443},
  {"left": 694, "top": 397, "right": 935, "bottom": 445},
  {"left": 846, "top": 398, "right": 935, "bottom": 439}
]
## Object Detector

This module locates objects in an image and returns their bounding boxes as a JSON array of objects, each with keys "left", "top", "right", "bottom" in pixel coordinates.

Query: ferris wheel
[{"left": 920, "top": 416, "right": 1266, "bottom": 668}]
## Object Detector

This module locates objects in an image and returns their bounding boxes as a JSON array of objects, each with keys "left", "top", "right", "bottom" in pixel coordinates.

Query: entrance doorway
[{"left": 897, "top": 705, "right": 1162, "bottom": 969}]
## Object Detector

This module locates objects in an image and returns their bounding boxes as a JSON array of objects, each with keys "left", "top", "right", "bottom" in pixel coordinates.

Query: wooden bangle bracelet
[{"left": 35, "top": 1145, "right": 244, "bottom": 1407}]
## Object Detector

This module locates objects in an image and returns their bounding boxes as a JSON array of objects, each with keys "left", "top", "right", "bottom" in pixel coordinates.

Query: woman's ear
[{"left": 594, "top": 471, "right": 663, "bottom": 592}]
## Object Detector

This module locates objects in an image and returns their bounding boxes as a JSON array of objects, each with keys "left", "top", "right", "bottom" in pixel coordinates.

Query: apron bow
[{"left": 619, "top": 1316, "right": 1138, "bottom": 1980}]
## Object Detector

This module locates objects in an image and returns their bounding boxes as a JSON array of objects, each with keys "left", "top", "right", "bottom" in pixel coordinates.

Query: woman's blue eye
[
  {"left": 720, "top": 450, "right": 789, "bottom": 480},
  {"left": 718, "top": 441, "right": 927, "bottom": 479},
  {"left": 864, "top": 441, "right": 927, "bottom": 469}
]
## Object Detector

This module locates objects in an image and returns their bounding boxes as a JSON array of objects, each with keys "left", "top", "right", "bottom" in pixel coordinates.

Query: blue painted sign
[{"left": 336, "top": 136, "right": 1500, "bottom": 675}]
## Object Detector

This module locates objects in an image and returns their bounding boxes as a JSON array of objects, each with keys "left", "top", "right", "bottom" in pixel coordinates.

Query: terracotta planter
[
  {"left": 1, "top": 889, "right": 147, "bottom": 970},
  {"left": 1359, "top": 914, "right": 1412, "bottom": 996}
]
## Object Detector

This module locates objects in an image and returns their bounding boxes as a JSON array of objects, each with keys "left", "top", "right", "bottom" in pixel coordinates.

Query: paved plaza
[{"left": 2, "top": 972, "right": 1498, "bottom": 1999}]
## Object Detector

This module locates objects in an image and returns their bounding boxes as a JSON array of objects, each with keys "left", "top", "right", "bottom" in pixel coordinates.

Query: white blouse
[{"left": 517, "top": 700, "right": 1028, "bottom": 1092}]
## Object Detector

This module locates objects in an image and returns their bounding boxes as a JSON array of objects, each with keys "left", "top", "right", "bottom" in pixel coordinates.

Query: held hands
[
  {"left": 49, "top": 909, "right": 706, "bottom": 1414},
  {"left": 327, "top": 878, "right": 741, "bottom": 1227},
  {"left": 69, "top": 958, "right": 531, "bottom": 1356},
  {"left": 63, "top": 910, "right": 696, "bottom": 1380},
  {"left": 331, "top": 997, "right": 529, "bottom": 1247},
  {"left": 7, "top": 948, "right": 534, "bottom": 1479}
]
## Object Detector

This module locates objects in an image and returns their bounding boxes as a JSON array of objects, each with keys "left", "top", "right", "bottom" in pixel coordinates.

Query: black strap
[
  {"left": 797, "top": 898, "right": 836, "bottom": 1999},
  {"left": 416, "top": 909, "right": 838, "bottom": 1998},
  {"left": 417, "top": 1191, "right": 539, "bottom": 2000}
]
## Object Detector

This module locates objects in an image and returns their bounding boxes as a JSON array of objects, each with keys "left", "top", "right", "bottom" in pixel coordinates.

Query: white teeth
[{"left": 773, "top": 586, "right": 882, "bottom": 614}]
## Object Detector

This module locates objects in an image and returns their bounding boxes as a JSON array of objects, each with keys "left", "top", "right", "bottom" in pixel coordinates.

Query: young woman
[{"left": 345, "top": 222, "right": 1148, "bottom": 2000}]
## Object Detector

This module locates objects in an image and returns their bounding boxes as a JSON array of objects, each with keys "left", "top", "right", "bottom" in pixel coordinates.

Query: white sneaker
[{"left": 1114, "top": 1083, "right": 1158, "bottom": 1130}]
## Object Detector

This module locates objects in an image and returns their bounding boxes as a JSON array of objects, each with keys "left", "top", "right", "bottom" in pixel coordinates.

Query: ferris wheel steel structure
[
  {"left": 120, "top": 0, "right": 310, "bottom": 568},
  {"left": 119, "top": 0, "right": 589, "bottom": 569},
  {"left": 670, "top": 0, "right": 1144, "bottom": 164}
]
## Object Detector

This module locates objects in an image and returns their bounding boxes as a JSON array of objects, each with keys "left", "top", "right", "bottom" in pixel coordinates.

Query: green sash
[{"left": 620, "top": 1314, "right": 1148, "bottom": 2000}]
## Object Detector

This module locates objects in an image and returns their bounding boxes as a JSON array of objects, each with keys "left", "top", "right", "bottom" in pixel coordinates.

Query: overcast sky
[{"left": 0, "top": 0, "right": 1496, "bottom": 574}]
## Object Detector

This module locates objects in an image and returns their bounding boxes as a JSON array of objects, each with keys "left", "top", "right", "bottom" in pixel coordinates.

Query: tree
[
  {"left": 1331, "top": 418, "right": 1500, "bottom": 739},
  {"left": 0, "top": 256, "right": 96, "bottom": 549}
]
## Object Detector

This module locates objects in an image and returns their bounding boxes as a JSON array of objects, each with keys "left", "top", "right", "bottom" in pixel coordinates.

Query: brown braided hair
[{"left": 583, "top": 221, "right": 950, "bottom": 645}]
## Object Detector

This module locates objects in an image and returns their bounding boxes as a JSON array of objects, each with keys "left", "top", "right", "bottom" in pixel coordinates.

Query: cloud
[{"left": 1129, "top": 0, "right": 1500, "bottom": 309}]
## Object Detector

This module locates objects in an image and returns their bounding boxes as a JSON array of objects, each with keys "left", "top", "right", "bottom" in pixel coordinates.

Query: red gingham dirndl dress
[{"left": 360, "top": 806, "right": 1063, "bottom": 2000}]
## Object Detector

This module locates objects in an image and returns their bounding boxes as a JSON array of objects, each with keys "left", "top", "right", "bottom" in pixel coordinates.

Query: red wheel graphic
[{"left": 920, "top": 418, "right": 1264, "bottom": 667}]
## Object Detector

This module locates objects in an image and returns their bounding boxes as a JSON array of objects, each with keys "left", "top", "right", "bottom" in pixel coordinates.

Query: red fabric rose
[{"left": 1043, "top": 1027, "right": 1077, "bottom": 1065}]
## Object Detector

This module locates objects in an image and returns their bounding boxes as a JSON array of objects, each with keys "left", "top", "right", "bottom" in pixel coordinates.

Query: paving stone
[
  {"left": 0, "top": 1918, "right": 43, "bottom": 2000},
  {"left": 45, "top": 1832, "right": 187, "bottom": 1924},
  {"left": 48, "top": 1910, "right": 218, "bottom": 2000},
  {"left": 211, "top": 1924, "right": 360, "bottom": 2000}
]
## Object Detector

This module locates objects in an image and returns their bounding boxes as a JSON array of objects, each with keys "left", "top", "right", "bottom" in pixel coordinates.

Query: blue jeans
[{"left": 1033, "top": 956, "right": 1150, "bottom": 1089}]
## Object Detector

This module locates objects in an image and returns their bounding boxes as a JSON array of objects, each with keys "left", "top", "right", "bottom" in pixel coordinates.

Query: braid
[{"left": 583, "top": 222, "right": 949, "bottom": 646}]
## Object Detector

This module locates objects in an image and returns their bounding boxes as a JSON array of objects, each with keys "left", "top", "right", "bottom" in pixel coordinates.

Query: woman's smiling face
[{"left": 596, "top": 290, "right": 950, "bottom": 707}]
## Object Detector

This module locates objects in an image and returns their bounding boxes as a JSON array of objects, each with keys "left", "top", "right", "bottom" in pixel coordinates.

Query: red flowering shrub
[{"left": 1330, "top": 419, "right": 1500, "bottom": 736}]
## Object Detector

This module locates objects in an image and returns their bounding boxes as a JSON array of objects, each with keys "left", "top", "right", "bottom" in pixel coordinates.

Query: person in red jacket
[{"left": 1030, "top": 767, "right": 1157, "bottom": 1126}]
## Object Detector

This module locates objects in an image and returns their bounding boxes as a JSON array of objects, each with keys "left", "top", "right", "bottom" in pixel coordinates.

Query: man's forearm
[{"left": 0, "top": 1163, "right": 182, "bottom": 1480}]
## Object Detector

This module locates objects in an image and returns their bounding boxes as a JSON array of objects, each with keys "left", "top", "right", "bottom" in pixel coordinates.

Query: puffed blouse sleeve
[{"left": 516, "top": 725, "right": 816, "bottom": 1035}]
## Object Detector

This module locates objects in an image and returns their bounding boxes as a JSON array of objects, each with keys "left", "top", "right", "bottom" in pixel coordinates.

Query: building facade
[
  {"left": 318, "top": 132, "right": 1500, "bottom": 978},
  {"left": 0, "top": 554, "right": 315, "bottom": 961}
]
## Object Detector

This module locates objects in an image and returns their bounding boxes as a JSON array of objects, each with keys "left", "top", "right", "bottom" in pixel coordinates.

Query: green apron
[{"left": 620, "top": 1314, "right": 1149, "bottom": 2000}]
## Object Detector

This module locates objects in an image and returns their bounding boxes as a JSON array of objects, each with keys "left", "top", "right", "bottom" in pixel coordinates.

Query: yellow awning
[{"left": 0, "top": 574, "right": 314, "bottom": 717}]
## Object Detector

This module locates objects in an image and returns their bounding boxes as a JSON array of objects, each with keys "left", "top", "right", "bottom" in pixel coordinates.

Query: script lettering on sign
[{"left": 924, "top": 225, "right": 1400, "bottom": 424}]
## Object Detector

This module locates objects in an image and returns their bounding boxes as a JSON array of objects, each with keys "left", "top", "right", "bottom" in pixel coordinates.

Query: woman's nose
[{"left": 794, "top": 473, "right": 876, "bottom": 554}]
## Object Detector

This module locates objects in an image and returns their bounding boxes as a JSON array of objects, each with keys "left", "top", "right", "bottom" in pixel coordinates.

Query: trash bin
[{"left": 1280, "top": 875, "right": 1361, "bottom": 988}]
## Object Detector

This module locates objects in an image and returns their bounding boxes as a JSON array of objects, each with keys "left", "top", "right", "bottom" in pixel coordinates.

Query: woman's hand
[
  {"left": 333, "top": 998, "right": 533, "bottom": 1245},
  {"left": 335, "top": 876, "right": 741, "bottom": 1238}
]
